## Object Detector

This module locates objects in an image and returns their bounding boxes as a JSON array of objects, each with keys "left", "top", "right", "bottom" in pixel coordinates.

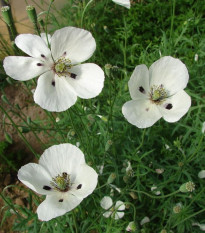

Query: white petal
[
  {"left": 115, "top": 201, "right": 125, "bottom": 211},
  {"left": 67, "top": 63, "right": 105, "bottom": 99},
  {"left": 149, "top": 56, "right": 189, "bottom": 95},
  {"left": 39, "top": 144, "right": 85, "bottom": 183},
  {"left": 17, "top": 163, "right": 53, "bottom": 195},
  {"left": 37, "top": 193, "right": 82, "bottom": 221},
  {"left": 198, "top": 170, "right": 205, "bottom": 179},
  {"left": 140, "top": 216, "right": 150, "bottom": 225},
  {"left": 34, "top": 71, "right": 77, "bottom": 112},
  {"left": 15, "top": 34, "right": 51, "bottom": 59},
  {"left": 71, "top": 164, "right": 98, "bottom": 199},
  {"left": 113, "top": 211, "right": 125, "bottom": 220},
  {"left": 103, "top": 211, "right": 112, "bottom": 218},
  {"left": 100, "top": 196, "right": 113, "bottom": 210},
  {"left": 122, "top": 99, "right": 162, "bottom": 128},
  {"left": 158, "top": 90, "right": 191, "bottom": 123},
  {"left": 41, "top": 33, "right": 51, "bottom": 47},
  {"left": 112, "top": 0, "right": 130, "bottom": 9},
  {"left": 3, "top": 56, "right": 50, "bottom": 81},
  {"left": 51, "top": 27, "right": 96, "bottom": 63},
  {"left": 202, "top": 122, "right": 205, "bottom": 134},
  {"left": 128, "top": 64, "right": 150, "bottom": 100}
]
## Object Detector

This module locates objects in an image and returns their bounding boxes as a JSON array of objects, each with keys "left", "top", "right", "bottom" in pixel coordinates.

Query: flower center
[
  {"left": 50, "top": 172, "right": 70, "bottom": 192},
  {"left": 54, "top": 57, "right": 72, "bottom": 76},
  {"left": 150, "top": 85, "right": 168, "bottom": 104}
]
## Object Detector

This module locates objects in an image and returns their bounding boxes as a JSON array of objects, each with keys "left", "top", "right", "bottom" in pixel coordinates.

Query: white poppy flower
[
  {"left": 18, "top": 143, "right": 98, "bottom": 221},
  {"left": 122, "top": 56, "right": 191, "bottom": 128},
  {"left": 112, "top": 0, "right": 130, "bottom": 9},
  {"left": 3, "top": 27, "right": 105, "bottom": 112},
  {"left": 100, "top": 196, "right": 125, "bottom": 219}
]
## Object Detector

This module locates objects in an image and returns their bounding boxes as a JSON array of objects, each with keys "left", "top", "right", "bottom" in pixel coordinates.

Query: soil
[{"left": 0, "top": 82, "right": 50, "bottom": 232}]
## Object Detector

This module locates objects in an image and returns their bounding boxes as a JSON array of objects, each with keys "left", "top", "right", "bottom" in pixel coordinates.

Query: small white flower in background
[
  {"left": 151, "top": 185, "right": 161, "bottom": 195},
  {"left": 198, "top": 170, "right": 205, "bottom": 179},
  {"left": 100, "top": 196, "right": 125, "bottom": 219},
  {"left": 112, "top": 0, "right": 130, "bottom": 9},
  {"left": 18, "top": 143, "right": 98, "bottom": 221},
  {"left": 202, "top": 122, "right": 205, "bottom": 134},
  {"left": 96, "top": 164, "right": 104, "bottom": 175},
  {"left": 140, "top": 216, "right": 150, "bottom": 225},
  {"left": 3, "top": 27, "right": 105, "bottom": 112},
  {"left": 155, "top": 168, "right": 164, "bottom": 174},
  {"left": 126, "top": 161, "right": 134, "bottom": 176},
  {"left": 192, "top": 222, "right": 205, "bottom": 231},
  {"left": 122, "top": 56, "right": 191, "bottom": 128},
  {"left": 109, "top": 184, "right": 121, "bottom": 193},
  {"left": 126, "top": 221, "right": 137, "bottom": 232},
  {"left": 194, "top": 54, "right": 198, "bottom": 62},
  {"left": 76, "top": 142, "right": 80, "bottom": 147},
  {"left": 173, "top": 202, "right": 183, "bottom": 214},
  {"left": 55, "top": 117, "right": 60, "bottom": 123}
]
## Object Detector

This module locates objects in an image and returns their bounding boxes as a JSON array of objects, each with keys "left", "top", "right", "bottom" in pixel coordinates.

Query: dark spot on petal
[
  {"left": 139, "top": 86, "right": 145, "bottom": 94},
  {"left": 52, "top": 81, "right": 55, "bottom": 86},
  {"left": 165, "top": 103, "right": 173, "bottom": 110},
  {"left": 37, "top": 63, "right": 43, "bottom": 66},
  {"left": 63, "top": 51, "right": 67, "bottom": 56},
  {"left": 77, "top": 184, "right": 82, "bottom": 189},
  {"left": 41, "top": 54, "right": 45, "bottom": 58},
  {"left": 59, "top": 199, "right": 63, "bottom": 202},
  {"left": 70, "top": 73, "right": 77, "bottom": 79},
  {"left": 43, "top": 185, "right": 51, "bottom": 190},
  {"left": 145, "top": 108, "right": 149, "bottom": 111}
]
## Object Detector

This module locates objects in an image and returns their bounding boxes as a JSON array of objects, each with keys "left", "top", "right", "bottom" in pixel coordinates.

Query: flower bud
[
  {"left": 1, "top": 6, "right": 12, "bottom": 26},
  {"left": 26, "top": 5, "right": 37, "bottom": 24},
  {"left": 126, "top": 221, "right": 137, "bottom": 232},
  {"left": 107, "top": 173, "right": 116, "bottom": 184},
  {"left": 179, "top": 181, "right": 195, "bottom": 193},
  {"left": 173, "top": 203, "right": 182, "bottom": 214}
]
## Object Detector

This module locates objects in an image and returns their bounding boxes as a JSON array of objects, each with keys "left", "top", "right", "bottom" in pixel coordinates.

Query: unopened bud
[
  {"left": 26, "top": 5, "right": 37, "bottom": 23},
  {"left": 107, "top": 173, "right": 116, "bottom": 184},
  {"left": 1, "top": 6, "right": 12, "bottom": 26},
  {"left": 179, "top": 181, "right": 195, "bottom": 193}
]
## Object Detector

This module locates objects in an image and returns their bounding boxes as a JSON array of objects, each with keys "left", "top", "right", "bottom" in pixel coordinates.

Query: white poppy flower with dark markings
[
  {"left": 3, "top": 27, "right": 105, "bottom": 112},
  {"left": 100, "top": 196, "right": 125, "bottom": 219},
  {"left": 122, "top": 56, "right": 191, "bottom": 128},
  {"left": 112, "top": 0, "right": 130, "bottom": 9},
  {"left": 18, "top": 143, "right": 98, "bottom": 221}
]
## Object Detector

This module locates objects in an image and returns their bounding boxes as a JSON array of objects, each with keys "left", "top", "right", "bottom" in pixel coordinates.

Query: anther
[
  {"left": 165, "top": 103, "right": 173, "bottom": 110},
  {"left": 52, "top": 81, "right": 55, "bottom": 87},
  {"left": 77, "top": 184, "right": 82, "bottom": 189},
  {"left": 59, "top": 199, "right": 63, "bottom": 202},
  {"left": 70, "top": 73, "right": 77, "bottom": 79},
  {"left": 139, "top": 86, "right": 145, "bottom": 94},
  {"left": 41, "top": 54, "right": 45, "bottom": 58},
  {"left": 43, "top": 185, "right": 52, "bottom": 190},
  {"left": 37, "top": 63, "right": 43, "bottom": 66}
]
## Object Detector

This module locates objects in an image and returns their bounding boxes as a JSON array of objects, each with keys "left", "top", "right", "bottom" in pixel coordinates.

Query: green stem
[
  {"left": 172, "top": 208, "right": 205, "bottom": 228},
  {"left": 45, "top": 0, "right": 54, "bottom": 49},
  {"left": 0, "top": 105, "right": 38, "bottom": 158},
  {"left": 0, "top": 193, "right": 22, "bottom": 218},
  {"left": 80, "top": 0, "right": 94, "bottom": 28},
  {"left": 128, "top": 189, "right": 180, "bottom": 199}
]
